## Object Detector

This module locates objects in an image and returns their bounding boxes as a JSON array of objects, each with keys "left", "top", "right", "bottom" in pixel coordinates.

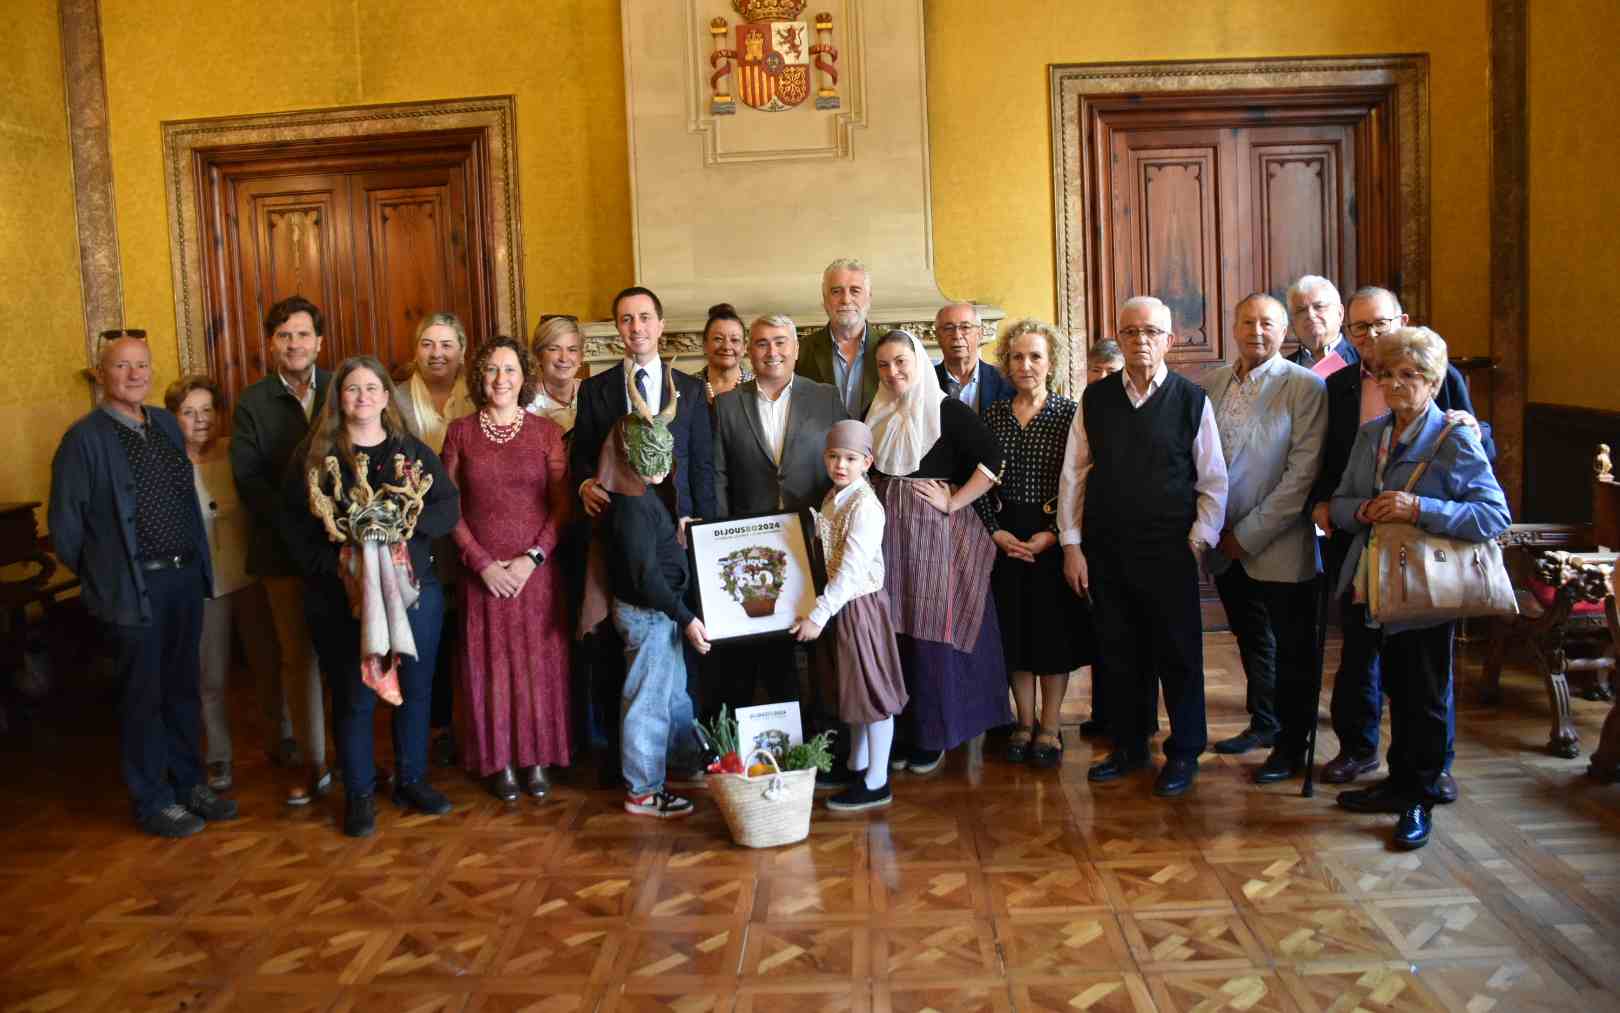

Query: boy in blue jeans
[{"left": 598, "top": 375, "right": 713, "bottom": 817}]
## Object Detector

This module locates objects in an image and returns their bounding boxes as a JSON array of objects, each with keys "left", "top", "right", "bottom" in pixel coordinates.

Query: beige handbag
[{"left": 1357, "top": 422, "right": 1518, "bottom": 626}]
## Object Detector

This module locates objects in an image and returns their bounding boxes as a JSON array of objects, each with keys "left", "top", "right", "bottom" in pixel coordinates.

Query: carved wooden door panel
[
  {"left": 348, "top": 166, "right": 482, "bottom": 369},
  {"left": 1102, "top": 120, "right": 1368, "bottom": 378},
  {"left": 202, "top": 136, "right": 493, "bottom": 410}
]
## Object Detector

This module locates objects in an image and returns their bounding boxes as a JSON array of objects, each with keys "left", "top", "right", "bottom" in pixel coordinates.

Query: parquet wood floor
[{"left": 3, "top": 634, "right": 1620, "bottom": 1012}]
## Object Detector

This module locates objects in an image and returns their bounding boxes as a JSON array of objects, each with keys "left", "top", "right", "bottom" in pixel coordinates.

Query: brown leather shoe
[{"left": 1320, "top": 752, "right": 1379, "bottom": 784}]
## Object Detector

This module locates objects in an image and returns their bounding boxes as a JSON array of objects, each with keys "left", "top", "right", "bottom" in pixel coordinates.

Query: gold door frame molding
[
  {"left": 1489, "top": 0, "right": 1529, "bottom": 513},
  {"left": 161, "top": 95, "right": 524, "bottom": 374},
  {"left": 1049, "top": 55, "right": 1430, "bottom": 391},
  {"left": 59, "top": 0, "right": 124, "bottom": 369}
]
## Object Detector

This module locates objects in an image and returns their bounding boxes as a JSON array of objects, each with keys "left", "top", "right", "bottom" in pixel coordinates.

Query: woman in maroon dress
[{"left": 442, "top": 336, "right": 572, "bottom": 800}]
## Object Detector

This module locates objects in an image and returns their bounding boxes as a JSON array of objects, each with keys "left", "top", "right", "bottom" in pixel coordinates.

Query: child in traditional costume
[{"left": 792, "top": 420, "right": 908, "bottom": 811}]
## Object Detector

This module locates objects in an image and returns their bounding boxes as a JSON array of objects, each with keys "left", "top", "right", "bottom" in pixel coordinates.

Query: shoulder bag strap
[{"left": 1400, "top": 419, "right": 1463, "bottom": 493}]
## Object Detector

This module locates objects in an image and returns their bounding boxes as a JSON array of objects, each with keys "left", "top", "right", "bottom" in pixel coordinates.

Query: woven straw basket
[{"left": 710, "top": 749, "right": 817, "bottom": 848}]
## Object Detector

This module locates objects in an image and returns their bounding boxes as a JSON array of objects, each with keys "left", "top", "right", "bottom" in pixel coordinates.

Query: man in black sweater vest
[{"left": 1057, "top": 297, "right": 1229, "bottom": 798}]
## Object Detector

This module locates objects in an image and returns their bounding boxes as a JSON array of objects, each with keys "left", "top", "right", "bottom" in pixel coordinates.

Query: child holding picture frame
[{"left": 791, "top": 420, "right": 908, "bottom": 812}]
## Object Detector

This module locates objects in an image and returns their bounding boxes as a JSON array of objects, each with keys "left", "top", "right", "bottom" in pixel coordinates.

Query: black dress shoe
[
  {"left": 185, "top": 784, "right": 239, "bottom": 822},
  {"left": 1336, "top": 780, "right": 1407, "bottom": 814},
  {"left": 392, "top": 780, "right": 453, "bottom": 816},
  {"left": 1213, "top": 729, "right": 1275, "bottom": 755},
  {"left": 344, "top": 793, "right": 376, "bottom": 838},
  {"left": 1393, "top": 802, "right": 1433, "bottom": 850},
  {"left": 1253, "top": 750, "right": 1303, "bottom": 785},
  {"left": 1434, "top": 771, "right": 1458, "bottom": 804},
  {"left": 1078, "top": 718, "right": 1107, "bottom": 738},
  {"left": 1088, "top": 750, "right": 1148, "bottom": 783},
  {"left": 1029, "top": 729, "right": 1064, "bottom": 770},
  {"left": 488, "top": 767, "right": 520, "bottom": 802},
  {"left": 1321, "top": 751, "right": 1379, "bottom": 784},
  {"left": 1153, "top": 758, "right": 1198, "bottom": 798},
  {"left": 520, "top": 765, "right": 550, "bottom": 799}
]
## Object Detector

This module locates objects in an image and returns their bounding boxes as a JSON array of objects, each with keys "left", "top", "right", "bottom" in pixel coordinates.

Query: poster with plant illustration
[{"left": 688, "top": 510, "right": 824, "bottom": 642}]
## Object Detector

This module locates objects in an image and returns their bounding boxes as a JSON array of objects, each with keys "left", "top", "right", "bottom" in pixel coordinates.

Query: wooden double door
[
  {"left": 198, "top": 130, "right": 497, "bottom": 406},
  {"left": 1086, "top": 92, "right": 1400, "bottom": 377}
]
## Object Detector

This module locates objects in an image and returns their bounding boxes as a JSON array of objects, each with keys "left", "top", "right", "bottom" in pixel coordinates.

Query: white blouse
[
  {"left": 808, "top": 479, "right": 886, "bottom": 628},
  {"left": 194, "top": 440, "right": 253, "bottom": 598},
  {"left": 526, "top": 382, "right": 578, "bottom": 435}
]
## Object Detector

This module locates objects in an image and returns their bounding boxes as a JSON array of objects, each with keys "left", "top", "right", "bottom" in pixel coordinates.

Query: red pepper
[{"left": 720, "top": 751, "right": 744, "bottom": 774}]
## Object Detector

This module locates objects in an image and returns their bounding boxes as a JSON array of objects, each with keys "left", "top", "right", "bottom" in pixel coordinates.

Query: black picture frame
[{"left": 686, "top": 508, "right": 828, "bottom": 645}]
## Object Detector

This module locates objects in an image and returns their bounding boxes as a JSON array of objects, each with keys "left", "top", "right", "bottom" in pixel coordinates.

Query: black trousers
[
  {"left": 1213, "top": 563, "right": 1318, "bottom": 752},
  {"left": 107, "top": 561, "right": 206, "bottom": 822},
  {"left": 1088, "top": 541, "right": 1207, "bottom": 760},
  {"left": 1381, "top": 620, "right": 1455, "bottom": 803}
]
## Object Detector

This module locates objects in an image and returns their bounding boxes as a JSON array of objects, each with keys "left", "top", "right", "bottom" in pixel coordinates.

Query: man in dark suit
[
  {"left": 711, "top": 313, "right": 848, "bottom": 714},
  {"left": 797, "top": 258, "right": 885, "bottom": 418},
  {"left": 1309, "top": 285, "right": 1490, "bottom": 796},
  {"left": 934, "top": 301, "right": 1015, "bottom": 415},
  {"left": 1285, "top": 275, "right": 1360, "bottom": 372},
  {"left": 714, "top": 314, "right": 848, "bottom": 517},
  {"left": 571, "top": 286, "right": 717, "bottom": 524}
]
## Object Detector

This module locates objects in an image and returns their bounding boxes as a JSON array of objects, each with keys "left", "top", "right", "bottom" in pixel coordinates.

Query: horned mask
[{"left": 623, "top": 363, "right": 680, "bottom": 479}]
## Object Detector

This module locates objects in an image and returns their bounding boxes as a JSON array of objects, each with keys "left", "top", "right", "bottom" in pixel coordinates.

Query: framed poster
[{"left": 687, "top": 510, "right": 826, "bottom": 643}]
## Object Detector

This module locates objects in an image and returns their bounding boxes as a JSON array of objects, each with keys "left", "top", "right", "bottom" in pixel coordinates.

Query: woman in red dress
[{"left": 442, "top": 336, "right": 572, "bottom": 800}]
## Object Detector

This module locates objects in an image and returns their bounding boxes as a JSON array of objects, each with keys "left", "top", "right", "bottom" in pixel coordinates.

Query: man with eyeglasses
[
  {"left": 1058, "top": 296, "right": 1228, "bottom": 799},
  {"left": 932, "top": 302, "right": 1014, "bottom": 416},
  {"left": 1308, "top": 285, "right": 1492, "bottom": 795},
  {"left": 1285, "top": 275, "right": 1359, "bottom": 373}
]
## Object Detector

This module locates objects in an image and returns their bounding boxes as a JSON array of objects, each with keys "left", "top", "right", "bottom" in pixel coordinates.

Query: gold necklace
[{"left": 479, "top": 408, "right": 524, "bottom": 444}]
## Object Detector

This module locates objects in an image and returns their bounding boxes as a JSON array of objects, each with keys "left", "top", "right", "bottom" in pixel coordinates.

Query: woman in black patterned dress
[{"left": 978, "top": 319, "right": 1097, "bottom": 768}]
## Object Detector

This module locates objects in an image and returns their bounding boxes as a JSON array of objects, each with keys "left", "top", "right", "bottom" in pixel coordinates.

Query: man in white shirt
[
  {"left": 1199, "top": 294, "right": 1327, "bottom": 780},
  {"left": 1057, "top": 296, "right": 1228, "bottom": 798},
  {"left": 710, "top": 315, "right": 848, "bottom": 714}
]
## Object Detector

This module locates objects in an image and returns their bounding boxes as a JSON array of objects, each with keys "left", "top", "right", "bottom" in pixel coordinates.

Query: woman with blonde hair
[
  {"left": 529, "top": 314, "right": 585, "bottom": 437},
  {"left": 396, "top": 312, "right": 475, "bottom": 453}
]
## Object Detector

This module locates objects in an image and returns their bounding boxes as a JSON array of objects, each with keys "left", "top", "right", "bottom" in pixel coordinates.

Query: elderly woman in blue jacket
[{"left": 1328, "top": 326, "right": 1510, "bottom": 851}]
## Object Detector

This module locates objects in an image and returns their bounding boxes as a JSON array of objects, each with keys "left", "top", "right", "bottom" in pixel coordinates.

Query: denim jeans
[
  {"left": 612, "top": 601, "right": 699, "bottom": 795},
  {"left": 107, "top": 561, "right": 206, "bottom": 822},
  {"left": 1331, "top": 597, "right": 1455, "bottom": 768},
  {"left": 307, "top": 575, "right": 445, "bottom": 795}
]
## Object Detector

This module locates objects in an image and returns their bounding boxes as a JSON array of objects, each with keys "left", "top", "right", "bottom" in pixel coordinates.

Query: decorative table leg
[{"left": 1546, "top": 644, "right": 1582, "bottom": 759}]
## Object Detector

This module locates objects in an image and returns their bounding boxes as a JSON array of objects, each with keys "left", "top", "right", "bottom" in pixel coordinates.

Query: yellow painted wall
[
  {"left": 98, "top": 0, "right": 632, "bottom": 396},
  {"left": 0, "top": 0, "right": 89, "bottom": 504},
  {"left": 1527, "top": 0, "right": 1620, "bottom": 409},
  {"left": 925, "top": 0, "right": 1492, "bottom": 357}
]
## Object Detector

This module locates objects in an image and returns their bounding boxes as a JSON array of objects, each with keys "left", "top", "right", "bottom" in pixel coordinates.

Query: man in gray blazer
[
  {"left": 1201, "top": 293, "right": 1328, "bottom": 783},
  {"left": 714, "top": 314, "right": 849, "bottom": 517},
  {"left": 711, "top": 313, "right": 848, "bottom": 715}
]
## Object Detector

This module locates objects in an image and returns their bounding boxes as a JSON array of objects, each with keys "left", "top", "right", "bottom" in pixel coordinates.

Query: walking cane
[{"left": 1302, "top": 566, "right": 1330, "bottom": 798}]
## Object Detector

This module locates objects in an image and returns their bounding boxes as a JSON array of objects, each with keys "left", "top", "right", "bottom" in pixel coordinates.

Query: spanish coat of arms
[{"left": 707, "top": 0, "right": 840, "bottom": 115}]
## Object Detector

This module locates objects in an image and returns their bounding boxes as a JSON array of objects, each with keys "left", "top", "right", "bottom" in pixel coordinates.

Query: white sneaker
[{"left": 625, "top": 788, "right": 694, "bottom": 819}]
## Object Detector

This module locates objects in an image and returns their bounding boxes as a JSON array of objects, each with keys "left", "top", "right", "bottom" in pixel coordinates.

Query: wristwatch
[{"left": 525, "top": 548, "right": 545, "bottom": 565}]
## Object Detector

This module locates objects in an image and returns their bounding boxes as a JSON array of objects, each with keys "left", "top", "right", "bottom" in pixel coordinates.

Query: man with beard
[{"left": 798, "top": 258, "right": 886, "bottom": 418}]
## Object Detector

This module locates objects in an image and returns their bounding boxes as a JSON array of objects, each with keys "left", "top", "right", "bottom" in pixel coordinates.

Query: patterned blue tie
[{"left": 635, "top": 367, "right": 650, "bottom": 410}]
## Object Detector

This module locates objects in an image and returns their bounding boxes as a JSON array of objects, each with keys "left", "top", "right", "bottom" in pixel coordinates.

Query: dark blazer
[
  {"left": 49, "top": 407, "right": 213, "bottom": 627},
  {"left": 797, "top": 322, "right": 885, "bottom": 418},
  {"left": 1310, "top": 360, "right": 1495, "bottom": 582},
  {"left": 1287, "top": 336, "right": 1360, "bottom": 371},
  {"left": 570, "top": 362, "right": 717, "bottom": 521},
  {"left": 230, "top": 368, "right": 330, "bottom": 578},
  {"left": 713, "top": 376, "right": 848, "bottom": 518},
  {"left": 934, "top": 360, "right": 1016, "bottom": 416}
]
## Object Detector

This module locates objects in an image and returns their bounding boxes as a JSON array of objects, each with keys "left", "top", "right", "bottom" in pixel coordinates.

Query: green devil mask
[{"left": 623, "top": 363, "right": 679, "bottom": 479}]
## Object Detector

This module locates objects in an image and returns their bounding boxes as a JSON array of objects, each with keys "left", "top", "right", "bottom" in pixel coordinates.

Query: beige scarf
[{"left": 405, "top": 371, "right": 474, "bottom": 453}]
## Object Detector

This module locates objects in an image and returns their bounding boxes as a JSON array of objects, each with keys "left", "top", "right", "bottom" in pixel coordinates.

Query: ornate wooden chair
[{"left": 1483, "top": 446, "right": 1619, "bottom": 758}]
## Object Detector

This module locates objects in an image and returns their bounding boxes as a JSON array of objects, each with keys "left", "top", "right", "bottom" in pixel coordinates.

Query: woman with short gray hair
[{"left": 1328, "top": 326, "right": 1509, "bottom": 850}]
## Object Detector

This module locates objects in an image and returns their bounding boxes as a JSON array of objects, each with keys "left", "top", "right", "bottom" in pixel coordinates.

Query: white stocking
[
  {"left": 863, "top": 716, "right": 894, "bottom": 790},
  {"left": 849, "top": 724, "right": 870, "bottom": 772}
]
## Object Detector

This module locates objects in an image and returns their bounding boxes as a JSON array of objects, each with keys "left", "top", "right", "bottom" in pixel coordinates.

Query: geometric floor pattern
[{"left": 3, "top": 633, "right": 1620, "bottom": 1011}]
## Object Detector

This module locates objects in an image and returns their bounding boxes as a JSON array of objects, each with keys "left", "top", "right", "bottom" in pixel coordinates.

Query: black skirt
[{"left": 991, "top": 500, "right": 1097, "bottom": 675}]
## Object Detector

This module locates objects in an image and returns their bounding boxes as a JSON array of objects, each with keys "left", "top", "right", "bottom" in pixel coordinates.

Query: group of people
[{"left": 48, "top": 260, "right": 1509, "bottom": 851}]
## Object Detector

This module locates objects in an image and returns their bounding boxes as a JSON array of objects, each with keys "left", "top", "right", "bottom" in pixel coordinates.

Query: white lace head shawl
[{"left": 864, "top": 329, "right": 946, "bottom": 476}]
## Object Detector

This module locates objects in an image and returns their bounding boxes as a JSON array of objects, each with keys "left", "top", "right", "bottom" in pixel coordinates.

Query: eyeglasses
[
  {"left": 936, "top": 322, "right": 981, "bottom": 337},
  {"left": 1118, "top": 326, "right": 1168, "bottom": 341},
  {"left": 1346, "top": 317, "right": 1400, "bottom": 337},
  {"left": 1374, "top": 366, "right": 1429, "bottom": 386}
]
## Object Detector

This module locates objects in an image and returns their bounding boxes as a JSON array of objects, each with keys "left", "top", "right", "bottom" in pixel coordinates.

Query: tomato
[{"left": 720, "top": 752, "right": 745, "bottom": 774}]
